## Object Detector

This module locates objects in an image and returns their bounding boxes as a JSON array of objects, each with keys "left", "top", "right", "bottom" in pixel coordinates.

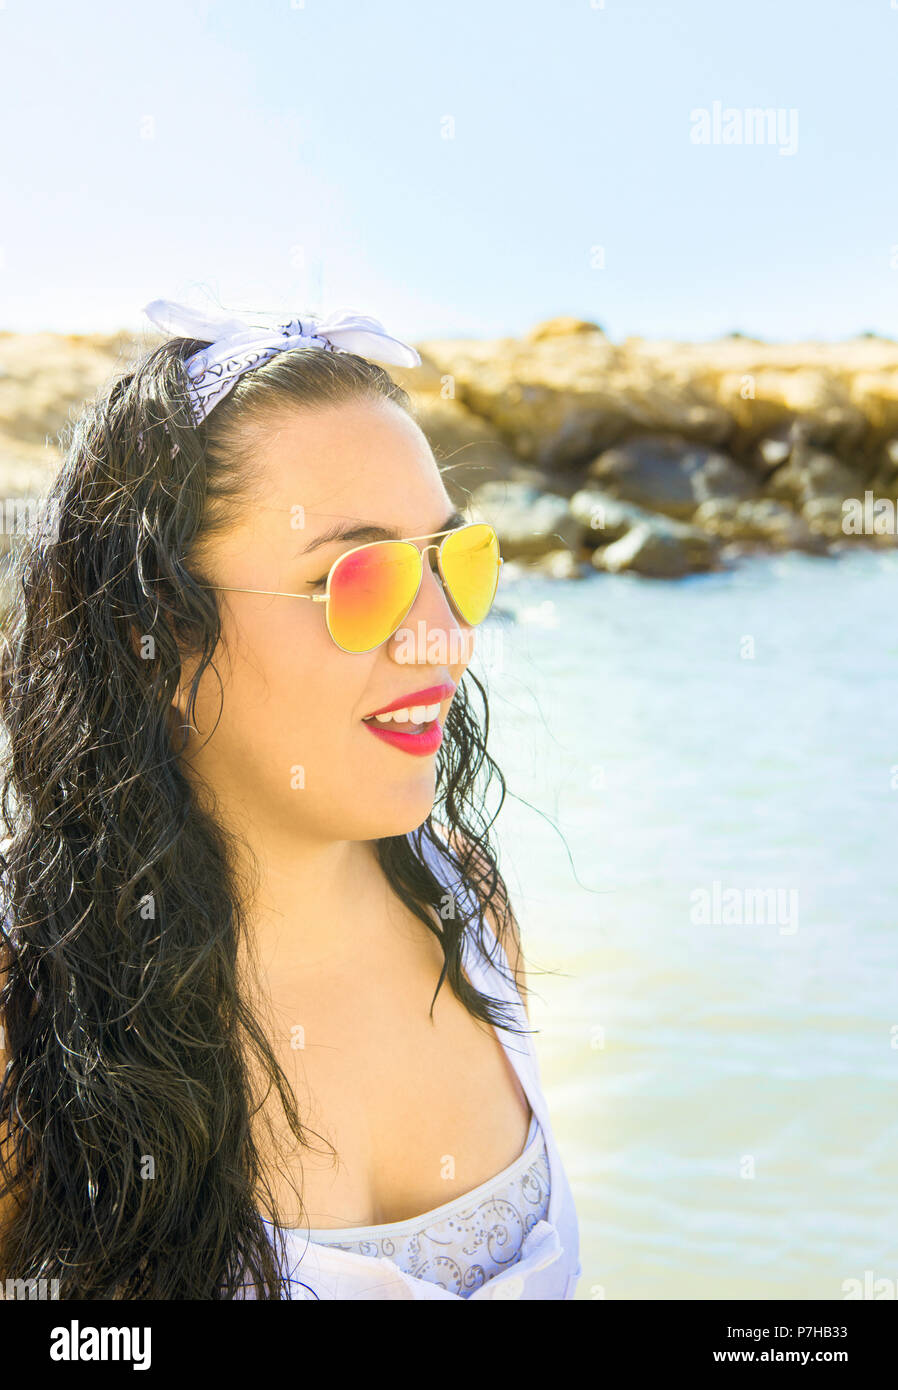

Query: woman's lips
[
  {"left": 362, "top": 682, "right": 456, "bottom": 719},
  {"left": 360, "top": 681, "right": 454, "bottom": 757},
  {"left": 362, "top": 718, "right": 443, "bottom": 757}
]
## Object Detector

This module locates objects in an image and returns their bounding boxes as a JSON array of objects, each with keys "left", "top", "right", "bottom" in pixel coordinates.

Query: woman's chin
[{"left": 354, "top": 785, "right": 438, "bottom": 840}]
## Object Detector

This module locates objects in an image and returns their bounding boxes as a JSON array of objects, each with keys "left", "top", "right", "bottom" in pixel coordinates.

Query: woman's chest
[{"left": 255, "top": 932, "right": 532, "bottom": 1231}]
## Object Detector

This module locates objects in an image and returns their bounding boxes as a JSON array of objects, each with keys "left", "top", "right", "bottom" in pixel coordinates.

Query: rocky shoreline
[
  {"left": 395, "top": 318, "right": 898, "bottom": 579},
  {"left": 1, "top": 316, "right": 897, "bottom": 578}
]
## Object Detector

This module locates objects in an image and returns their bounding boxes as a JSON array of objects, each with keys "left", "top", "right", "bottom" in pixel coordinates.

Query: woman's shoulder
[{"left": 424, "top": 821, "right": 529, "bottom": 1018}]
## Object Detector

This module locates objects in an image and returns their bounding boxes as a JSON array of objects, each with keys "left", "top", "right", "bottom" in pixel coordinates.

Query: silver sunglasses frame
[{"left": 195, "top": 521, "right": 504, "bottom": 654}]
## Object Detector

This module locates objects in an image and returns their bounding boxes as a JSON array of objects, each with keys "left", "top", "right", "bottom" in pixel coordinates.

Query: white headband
[{"left": 142, "top": 298, "right": 422, "bottom": 426}]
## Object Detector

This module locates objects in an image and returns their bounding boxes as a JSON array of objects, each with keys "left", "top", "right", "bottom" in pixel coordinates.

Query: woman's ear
[{"left": 127, "top": 619, "right": 195, "bottom": 725}]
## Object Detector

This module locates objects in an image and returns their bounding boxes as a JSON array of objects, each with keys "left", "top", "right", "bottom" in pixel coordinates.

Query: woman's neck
[{"left": 253, "top": 838, "right": 388, "bottom": 969}]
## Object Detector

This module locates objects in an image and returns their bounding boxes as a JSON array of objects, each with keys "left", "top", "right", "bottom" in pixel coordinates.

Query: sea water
[{"left": 474, "top": 547, "right": 898, "bottom": 1300}]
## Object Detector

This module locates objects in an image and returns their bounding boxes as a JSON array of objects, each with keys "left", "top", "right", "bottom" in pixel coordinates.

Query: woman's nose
[{"left": 388, "top": 548, "right": 473, "bottom": 668}]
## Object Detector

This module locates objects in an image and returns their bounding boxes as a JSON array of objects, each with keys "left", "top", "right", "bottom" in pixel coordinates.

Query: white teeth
[{"left": 371, "top": 702, "right": 440, "bottom": 725}]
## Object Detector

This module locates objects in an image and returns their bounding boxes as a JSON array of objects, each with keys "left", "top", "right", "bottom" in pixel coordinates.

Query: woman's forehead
[
  {"left": 248, "top": 394, "right": 425, "bottom": 465},
  {"left": 243, "top": 398, "right": 441, "bottom": 506}
]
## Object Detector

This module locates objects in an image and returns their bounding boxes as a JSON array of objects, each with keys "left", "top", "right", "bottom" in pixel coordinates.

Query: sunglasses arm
[{"left": 195, "top": 585, "right": 328, "bottom": 600}]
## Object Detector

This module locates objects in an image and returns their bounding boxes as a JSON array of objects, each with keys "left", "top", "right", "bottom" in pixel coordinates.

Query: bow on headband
[{"left": 142, "top": 298, "right": 422, "bottom": 425}]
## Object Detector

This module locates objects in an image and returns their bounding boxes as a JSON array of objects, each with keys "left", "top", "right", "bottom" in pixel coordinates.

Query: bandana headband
[{"left": 142, "top": 298, "right": 422, "bottom": 426}]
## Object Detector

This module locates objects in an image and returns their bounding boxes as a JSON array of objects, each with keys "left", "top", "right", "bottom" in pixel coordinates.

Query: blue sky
[{"left": 1, "top": 0, "right": 896, "bottom": 341}]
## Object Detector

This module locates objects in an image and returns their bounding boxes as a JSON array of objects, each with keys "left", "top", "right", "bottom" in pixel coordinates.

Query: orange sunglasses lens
[{"left": 327, "top": 541, "right": 421, "bottom": 653}]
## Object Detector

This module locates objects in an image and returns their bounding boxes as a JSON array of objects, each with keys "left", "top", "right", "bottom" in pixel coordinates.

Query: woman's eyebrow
[{"left": 300, "top": 509, "right": 467, "bottom": 556}]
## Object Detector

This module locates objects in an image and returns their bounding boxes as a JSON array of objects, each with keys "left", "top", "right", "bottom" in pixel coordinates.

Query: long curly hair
[{"left": 0, "top": 328, "right": 530, "bottom": 1299}]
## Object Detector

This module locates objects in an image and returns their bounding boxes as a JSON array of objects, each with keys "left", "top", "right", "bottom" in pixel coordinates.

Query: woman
[{"left": 0, "top": 300, "right": 580, "bottom": 1299}]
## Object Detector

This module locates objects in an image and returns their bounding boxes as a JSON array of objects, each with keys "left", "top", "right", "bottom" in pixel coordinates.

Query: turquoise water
[{"left": 474, "top": 548, "right": 898, "bottom": 1300}]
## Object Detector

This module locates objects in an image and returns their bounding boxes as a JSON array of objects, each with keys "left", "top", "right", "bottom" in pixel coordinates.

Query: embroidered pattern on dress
[{"left": 309, "top": 1128, "right": 551, "bottom": 1298}]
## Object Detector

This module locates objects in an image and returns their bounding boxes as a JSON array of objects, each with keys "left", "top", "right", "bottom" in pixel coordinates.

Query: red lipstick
[
  {"left": 363, "top": 720, "right": 444, "bottom": 756},
  {"left": 361, "top": 681, "right": 456, "bottom": 758},
  {"left": 362, "top": 683, "right": 456, "bottom": 719}
]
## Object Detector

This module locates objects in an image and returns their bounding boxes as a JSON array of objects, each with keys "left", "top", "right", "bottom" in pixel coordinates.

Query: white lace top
[{"left": 301, "top": 1110, "right": 551, "bottom": 1298}]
